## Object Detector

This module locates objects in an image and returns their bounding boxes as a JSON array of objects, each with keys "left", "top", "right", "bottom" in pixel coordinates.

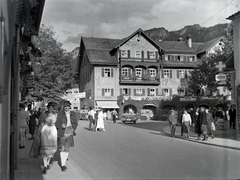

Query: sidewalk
[
  {"left": 161, "top": 123, "right": 240, "bottom": 150},
  {"left": 14, "top": 134, "right": 90, "bottom": 180}
]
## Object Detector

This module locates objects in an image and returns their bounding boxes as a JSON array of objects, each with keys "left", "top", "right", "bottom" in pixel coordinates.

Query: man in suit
[
  {"left": 229, "top": 105, "right": 236, "bottom": 129},
  {"left": 56, "top": 101, "right": 78, "bottom": 172}
]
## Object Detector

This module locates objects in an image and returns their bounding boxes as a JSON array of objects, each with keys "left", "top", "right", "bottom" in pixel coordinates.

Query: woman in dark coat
[{"left": 196, "top": 106, "right": 208, "bottom": 140}]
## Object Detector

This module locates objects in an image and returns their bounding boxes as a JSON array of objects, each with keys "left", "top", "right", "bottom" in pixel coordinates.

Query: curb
[{"left": 160, "top": 129, "right": 240, "bottom": 151}]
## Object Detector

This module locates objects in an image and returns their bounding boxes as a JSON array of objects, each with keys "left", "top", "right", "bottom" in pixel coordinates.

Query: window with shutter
[
  {"left": 141, "top": 51, "right": 144, "bottom": 59},
  {"left": 170, "top": 70, "right": 172, "bottom": 78},
  {"left": 143, "top": 89, "right": 145, "bottom": 96}
]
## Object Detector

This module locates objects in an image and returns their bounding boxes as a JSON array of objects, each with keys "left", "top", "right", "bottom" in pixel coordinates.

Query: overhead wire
[{"left": 201, "top": 0, "right": 235, "bottom": 26}]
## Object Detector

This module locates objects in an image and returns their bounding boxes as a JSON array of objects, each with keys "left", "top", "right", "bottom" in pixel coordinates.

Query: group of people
[
  {"left": 20, "top": 101, "right": 78, "bottom": 174},
  {"left": 168, "top": 105, "right": 236, "bottom": 141},
  {"left": 88, "top": 107, "right": 118, "bottom": 131}
]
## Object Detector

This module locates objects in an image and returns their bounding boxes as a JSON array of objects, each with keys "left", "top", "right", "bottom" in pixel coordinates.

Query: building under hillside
[{"left": 76, "top": 28, "right": 227, "bottom": 119}]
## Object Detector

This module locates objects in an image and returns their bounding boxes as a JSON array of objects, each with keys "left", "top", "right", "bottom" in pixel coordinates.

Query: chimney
[{"left": 187, "top": 34, "right": 192, "bottom": 48}]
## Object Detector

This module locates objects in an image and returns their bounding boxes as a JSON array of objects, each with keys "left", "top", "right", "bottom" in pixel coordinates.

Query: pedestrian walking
[
  {"left": 19, "top": 103, "right": 30, "bottom": 149},
  {"left": 112, "top": 109, "right": 117, "bottom": 123},
  {"left": 40, "top": 102, "right": 58, "bottom": 174},
  {"left": 56, "top": 101, "right": 78, "bottom": 172},
  {"left": 95, "top": 107, "right": 106, "bottom": 131},
  {"left": 168, "top": 109, "right": 177, "bottom": 137},
  {"left": 107, "top": 110, "right": 112, "bottom": 121},
  {"left": 88, "top": 107, "right": 96, "bottom": 130},
  {"left": 229, "top": 105, "right": 236, "bottom": 129},
  {"left": 28, "top": 110, "right": 38, "bottom": 140},
  {"left": 182, "top": 110, "right": 192, "bottom": 138},
  {"left": 205, "top": 107, "right": 215, "bottom": 139},
  {"left": 196, "top": 106, "right": 208, "bottom": 141}
]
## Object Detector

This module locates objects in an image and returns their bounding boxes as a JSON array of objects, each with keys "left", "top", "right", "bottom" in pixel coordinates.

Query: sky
[{"left": 41, "top": 0, "right": 240, "bottom": 52}]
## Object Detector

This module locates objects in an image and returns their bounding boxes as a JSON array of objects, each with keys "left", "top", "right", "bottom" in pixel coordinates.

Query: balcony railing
[{"left": 120, "top": 75, "right": 160, "bottom": 85}]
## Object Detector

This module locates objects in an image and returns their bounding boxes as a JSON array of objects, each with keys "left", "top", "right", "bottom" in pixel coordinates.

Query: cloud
[{"left": 41, "top": 0, "right": 240, "bottom": 51}]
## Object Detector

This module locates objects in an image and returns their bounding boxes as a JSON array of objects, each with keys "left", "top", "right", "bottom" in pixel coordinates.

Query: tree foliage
[
  {"left": 188, "top": 24, "right": 233, "bottom": 96},
  {"left": 26, "top": 24, "right": 76, "bottom": 103}
]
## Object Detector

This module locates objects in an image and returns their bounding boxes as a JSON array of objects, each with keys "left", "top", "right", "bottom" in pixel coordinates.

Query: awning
[{"left": 96, "top": 101, "right": 119, "bottom": 109}]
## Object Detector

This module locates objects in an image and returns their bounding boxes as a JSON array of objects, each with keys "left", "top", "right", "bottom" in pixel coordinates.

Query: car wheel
[
  {"left": 133, "top": 121, "right": 136, "bottom": 124},
  {"left": 122, "top": 121, "right": 126, "bottom": 124}
]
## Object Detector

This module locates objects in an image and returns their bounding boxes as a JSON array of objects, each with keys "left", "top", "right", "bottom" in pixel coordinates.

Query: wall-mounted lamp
[{"left": 30, "top": 31, "right": 38, "bottom": 46}]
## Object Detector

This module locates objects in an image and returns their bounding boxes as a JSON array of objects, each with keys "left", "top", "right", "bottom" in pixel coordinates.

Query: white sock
[
  {"left": 60, "top": 152, "right": 69, "bottom": 166},
  {"left": 43, "top": 157, "right": 48, "bottom": 167}
]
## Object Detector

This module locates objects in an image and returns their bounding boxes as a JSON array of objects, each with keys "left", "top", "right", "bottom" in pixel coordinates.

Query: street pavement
[{"left": 14, "top": 119, "right": 240, "bottom": 180}]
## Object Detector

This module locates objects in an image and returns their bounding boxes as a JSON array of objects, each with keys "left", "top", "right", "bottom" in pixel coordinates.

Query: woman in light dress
[
  {"left": 40, "top": 102, "right": 58, "bottom": 174},
  {"left": 182, "top": 110, "right": 192, "bottom": 138},
  {"left": 95, "top": 108, "right": 106, "bottom": 132}
]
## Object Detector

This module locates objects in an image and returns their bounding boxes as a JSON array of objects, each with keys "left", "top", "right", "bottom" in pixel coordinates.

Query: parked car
[
  {"left": 79, "top": 109, "right": 88, "bottom": 120},
  {"left": 122, "top": 112, "right": 137, "bottom": 124}
]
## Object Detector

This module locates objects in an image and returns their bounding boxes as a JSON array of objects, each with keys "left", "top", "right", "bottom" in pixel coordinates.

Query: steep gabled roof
[
  {"left": 227, "top": 11, "right": 240, "bottom": 20},
  {"left": 81, "top": 37, "right": 121, "bottom": 65},
  {"left": 197, "top": 36, "right": 223, "bottom": 54},
  {"left": 110, "top": 28, "right": 162, "bottom": 52},
  {"left": 157, "top": 41, "right": 197, "bottom": 54}
]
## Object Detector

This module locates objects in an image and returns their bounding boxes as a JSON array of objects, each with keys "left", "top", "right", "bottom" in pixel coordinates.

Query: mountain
[{"left": 144, "top": 23, "right": 229, "bottom": 43}]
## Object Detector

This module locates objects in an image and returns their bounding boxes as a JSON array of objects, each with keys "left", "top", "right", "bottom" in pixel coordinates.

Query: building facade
[
  {"left": 76, "top": 28, "right": 226, "bottom": 119},
  {"left": 0, "top": 0, "right": 45, "bottom": 179}
]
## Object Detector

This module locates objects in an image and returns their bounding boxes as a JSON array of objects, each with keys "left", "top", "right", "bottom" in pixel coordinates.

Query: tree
[{"left": 25, "top": 24, "right": 76, "bottom": 103}]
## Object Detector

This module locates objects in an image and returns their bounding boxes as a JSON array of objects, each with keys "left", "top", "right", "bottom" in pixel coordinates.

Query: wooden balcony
[{"left": 120, "top": 75, "right": 160, "bottom": 85}]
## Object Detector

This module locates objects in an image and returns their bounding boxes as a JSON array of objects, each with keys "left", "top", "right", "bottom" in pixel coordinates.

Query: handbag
[
  {"left": 64, "top": 126, "right": 73, "bottom": 136},
  {"left": 211, "top": 122, "right": 216, "bottom": 131}
]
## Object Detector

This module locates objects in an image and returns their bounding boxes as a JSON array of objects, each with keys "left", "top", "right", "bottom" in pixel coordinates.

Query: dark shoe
[
  {"left": 42, "top": 167, "right": 47, "bottom": 174},
  {"left": 19, "top": 146, "right": 25, "bottom": 149},
  {"left": 61, "top": 166, "right": 67, "bottom": 172},
  {"left": 47, "top": 165, "right": 50, "bottom": 170}
]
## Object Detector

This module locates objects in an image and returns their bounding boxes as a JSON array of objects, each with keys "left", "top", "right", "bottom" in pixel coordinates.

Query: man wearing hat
[
  {"left": 168, "top": 109, "right": 177, "bottom": 137},
  {"left": 55, "top": 101, "right": 78, "bottom": 172}
]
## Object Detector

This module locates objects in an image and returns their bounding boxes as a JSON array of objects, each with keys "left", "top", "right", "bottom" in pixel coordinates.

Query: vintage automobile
[
  {"left": 121, "top": 112, "right": 137, "bottom": 124},
  {"left": 79, "top": 109, "right": 88, "bottom": 120}
]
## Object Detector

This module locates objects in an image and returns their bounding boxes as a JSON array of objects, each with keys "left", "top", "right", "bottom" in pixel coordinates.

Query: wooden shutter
[
  {"left": 161, "top": 70, "right": 164, "bottom": 78},
  {"left": 120, "top": 88, "right": 122, "bottom": 95},
  {"left": 119, "top": 50, "right": 122, "bottom": 58},
  {"left": 128, "top": 50, "right": 130, "bottom": 58},
  {"left": 111, "top": 89, "right": 114, "bottom": 96},
  {"left": 128, "top": 88, "right": 131, "bottom": 95},
  {"left": 147, "top": 51, "right": 150, "bottom": 59},
  {"left": 185, "top": 70, "right": 188, "bottom": 78},
  {"left": 155, "top": 51, "right": 158, "bottom": 59},
  {"left": 147, "top": 88, "right": 150, "bottom": 96},
  {"left": 170, "top": 89, "right": 172, "bottom": 96},
  {"left": 102, "top": 89, "right": 105, "bottom": 96},
  {"left": 102, "top": 68, "right": 104, "bottom": 77},
  {"left": 156, "top": 88, "right": 158, "bottom": 96},
  {"left": 141, "top": 51, "right": 144, "bottom": 59},
  {"left": 134, "top": 89, "right": 136, "bottom": 96},
  {"left": 143, "top": 89, "right": 145, "bottom": 96},
  {"left": 111, "top": 68, "right": 114, "bottom": 77},
  {"left": 170, "top": 70, "right": 172, "bottom": 78},
  {"left": 177, "top": 70, "right": 179, "bottom": 79}
]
